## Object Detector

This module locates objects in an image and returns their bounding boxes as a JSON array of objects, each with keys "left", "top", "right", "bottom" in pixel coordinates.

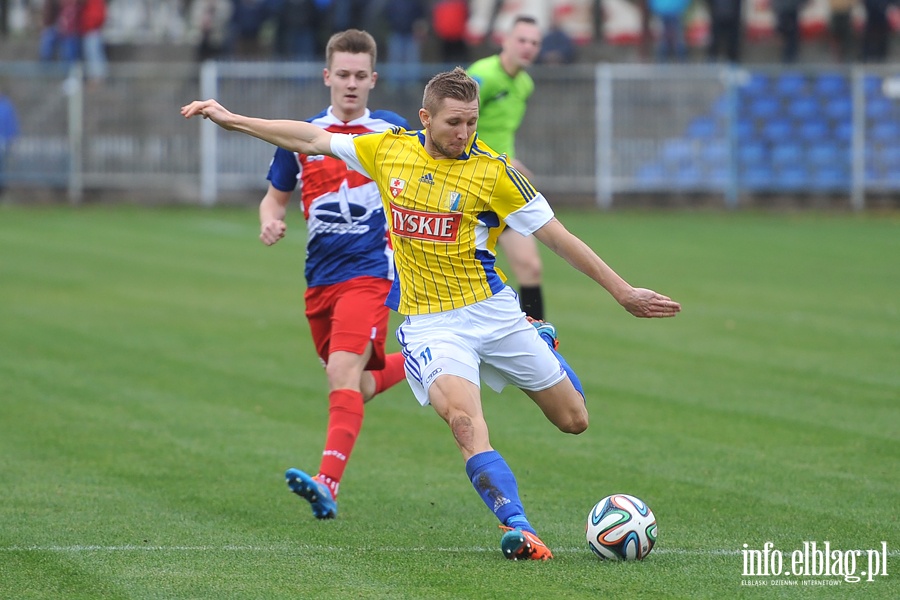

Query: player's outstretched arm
[
  {"left": 180, "top": 99, "right": 334, "bottom": 157},
  {"left": 533, "top": 218, "right": 681, "bottom": 319}
]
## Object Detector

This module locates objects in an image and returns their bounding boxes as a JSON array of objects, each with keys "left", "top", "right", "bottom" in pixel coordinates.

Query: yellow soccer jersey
[{"left": 331, "top": 129, "right": 554, "bottom": 315}]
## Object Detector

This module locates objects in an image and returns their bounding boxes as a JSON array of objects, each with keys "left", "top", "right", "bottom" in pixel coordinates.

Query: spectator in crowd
[
  {"left": 382, "top": 0, "right": 428, "bottom": 86},
  {"left": 706, "top": 0, "right": 743, "bottom": 63},
  {"left": 274, "top": 0, "right": 322, "bottom": 61},
  {"left": 432, "top": 0, "right": 469, "bottom": 63},
  {"left": 79, "top": 0, "right": 108, "bottom": 84},
  {"left": 638, "top": 0, "right": 654, "bottom": 60},
  {"left": 39, "top": 0, "right": 61, "bottom": 61},
  {"left": 773, "top": 0, "right": 808, "bottom": 63},
  {"left": 649, "top": 0, "right": 691, "bottom": 62},
  {"left": 190, "top": 0, "right": 234, "bottom": 61},
  {"left": 0, "top": 84, "right": 20, "bottom": 195},
  {"left": 226, "top": 0, "right": 271, "bottom": 58},
  {"left": 829, "top": 0, "right": 857, "bottom": 62},
  {"left": 56, "top": 0, "right": 82, "bottom": 65},
  {"left": 330, "top": 0, "right": 369, "bottom": 31},
  {"left": 591, "top": 0, "right": 604, "bottom": 44},
  {"left": 537, "top": 11, "right": 577, "bottom": 65},
  {"left": 861, "top": 0, "right": 895, "bottom": 62}
]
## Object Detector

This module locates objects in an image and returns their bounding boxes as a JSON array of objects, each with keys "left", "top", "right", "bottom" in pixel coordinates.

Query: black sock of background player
[{"left": 520, "top": 285, "right": 544, "bottom": 321}]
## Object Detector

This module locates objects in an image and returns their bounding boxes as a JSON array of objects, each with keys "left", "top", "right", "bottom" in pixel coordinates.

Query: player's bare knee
[
  {"left": 559, "top": 419, "right": 588, "bottom": 435},
  {"left": 324, "top": 366, "right": 347, "bottom": 390},
  {"left": 511, "top": 257, "right": 541, "bottom": 285},
  {"left": 325, "top": 358, "right": 363, "bottom": 391},
  {"left": 522, "top": 259, "right": 542, "bottom": 282},
  {"left": 558, "top": 408, "right": 589, "bottom": 435},
  {"left": 449, "top": 414, "right": 475, "bottom": 448}
]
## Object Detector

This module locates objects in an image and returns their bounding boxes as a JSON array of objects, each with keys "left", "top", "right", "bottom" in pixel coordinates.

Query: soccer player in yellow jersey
[{"left": 181, "top": 68, "right": 681, "bottom": 561}]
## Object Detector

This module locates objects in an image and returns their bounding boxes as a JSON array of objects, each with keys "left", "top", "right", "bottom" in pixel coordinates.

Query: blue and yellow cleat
[
  {"left": 526, "top": 316, "right": 559, "bottom": 350},
  {"left": 285, "top": 468, "right": 337, "bottom": 519}
]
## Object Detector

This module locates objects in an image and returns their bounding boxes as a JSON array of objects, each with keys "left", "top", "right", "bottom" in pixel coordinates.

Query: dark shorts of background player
[{"left": 304, "top": 276, "right": 393, "bottom": 371}]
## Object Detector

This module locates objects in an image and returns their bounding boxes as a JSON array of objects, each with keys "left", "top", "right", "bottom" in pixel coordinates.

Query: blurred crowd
[
  {"left": 181, "top": 0, "right": 515, "bottom": 65},
  {"left": 649, "top": 0, "right": 899, "bottom": 63},
  {"left": 39, "top": 0, "right": 109, "bottom": 83},
  {"left": 21, "top": 0, "right": 900, "bottom": 71}
]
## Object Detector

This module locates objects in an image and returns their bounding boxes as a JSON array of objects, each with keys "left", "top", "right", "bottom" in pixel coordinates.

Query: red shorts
[{"left": 304, "top": 276, "right": 393, "bottom": 371}]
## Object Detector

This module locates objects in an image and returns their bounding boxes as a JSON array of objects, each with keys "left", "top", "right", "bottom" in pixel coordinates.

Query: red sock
[
  {"left": 370, "top": 353, "right": 407, "bottom": 395},
  {"left": 314, "top": 473, "right": 340, "bottom": 500},
  {"left": 318, "top": 389, "right": 364, "bottom": 495}
]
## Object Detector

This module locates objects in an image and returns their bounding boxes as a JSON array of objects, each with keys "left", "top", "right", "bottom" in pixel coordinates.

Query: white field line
[{"left": 1, "top": 545, "right": 898, "bottom": 557}]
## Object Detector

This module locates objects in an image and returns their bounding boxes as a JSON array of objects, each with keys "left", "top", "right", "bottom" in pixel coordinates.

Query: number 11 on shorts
[{"left": 419, "top": 347, "right": 432, "bottom": 365}]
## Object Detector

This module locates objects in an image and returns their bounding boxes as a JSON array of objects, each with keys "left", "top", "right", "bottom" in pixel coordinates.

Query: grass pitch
[{"left": 0, "top": 205, "right": 897, "bottom": 599}]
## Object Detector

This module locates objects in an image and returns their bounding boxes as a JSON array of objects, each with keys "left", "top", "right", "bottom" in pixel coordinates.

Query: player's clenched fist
[{"left": 260, "top": 219, "right": 287, "bottom": 246}]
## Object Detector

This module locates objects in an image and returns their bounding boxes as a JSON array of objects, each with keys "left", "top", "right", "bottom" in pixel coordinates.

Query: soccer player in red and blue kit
[{"left": 259, "top": 29, "right": 409, "bottom": 520}]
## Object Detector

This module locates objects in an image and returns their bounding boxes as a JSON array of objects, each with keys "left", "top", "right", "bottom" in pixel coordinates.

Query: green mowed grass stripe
[
  {"left": 0, "top": 547, "right": 887, "bottom": 599},
  {"left": 6, "top": 544, "right": 900, "bottom": 558},
  {"left": 1, "top": 206, "right": 897, "bottom": 599}
]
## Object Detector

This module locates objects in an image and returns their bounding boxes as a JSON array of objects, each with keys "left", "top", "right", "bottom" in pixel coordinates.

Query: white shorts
[{"left": 396, "top": 286, "right": 567, "bottom": 406}]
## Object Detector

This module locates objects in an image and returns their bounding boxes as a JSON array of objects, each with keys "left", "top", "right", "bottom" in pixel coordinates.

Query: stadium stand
[{"left": 634, "top": 70, "right": 900, "bottom": 193}]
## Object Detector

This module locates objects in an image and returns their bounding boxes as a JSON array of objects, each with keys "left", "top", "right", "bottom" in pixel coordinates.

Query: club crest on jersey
[
  {"left": 389, "top": 177, "right": 406, "bottom": 198},
  {"left": 445, "top": 191, "right": 462, "bottom": 211},
  {"left": 391, "top": 203, "right": 461, "bottom": 243}
]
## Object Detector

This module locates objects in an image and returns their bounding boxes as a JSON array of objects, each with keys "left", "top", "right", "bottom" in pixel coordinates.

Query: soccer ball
[{"left": 586, "top": 494, "right": 657, "bottom": 561}]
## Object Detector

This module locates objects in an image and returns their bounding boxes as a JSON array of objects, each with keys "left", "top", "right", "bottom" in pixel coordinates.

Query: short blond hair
[{"left": 422, "top": 67, "right": 479, "bottom": 115}]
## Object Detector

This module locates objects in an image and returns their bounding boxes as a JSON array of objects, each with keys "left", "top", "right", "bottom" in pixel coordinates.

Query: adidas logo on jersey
[{"left": 419, "top": 173, "right": 435, "bottom": 185}]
